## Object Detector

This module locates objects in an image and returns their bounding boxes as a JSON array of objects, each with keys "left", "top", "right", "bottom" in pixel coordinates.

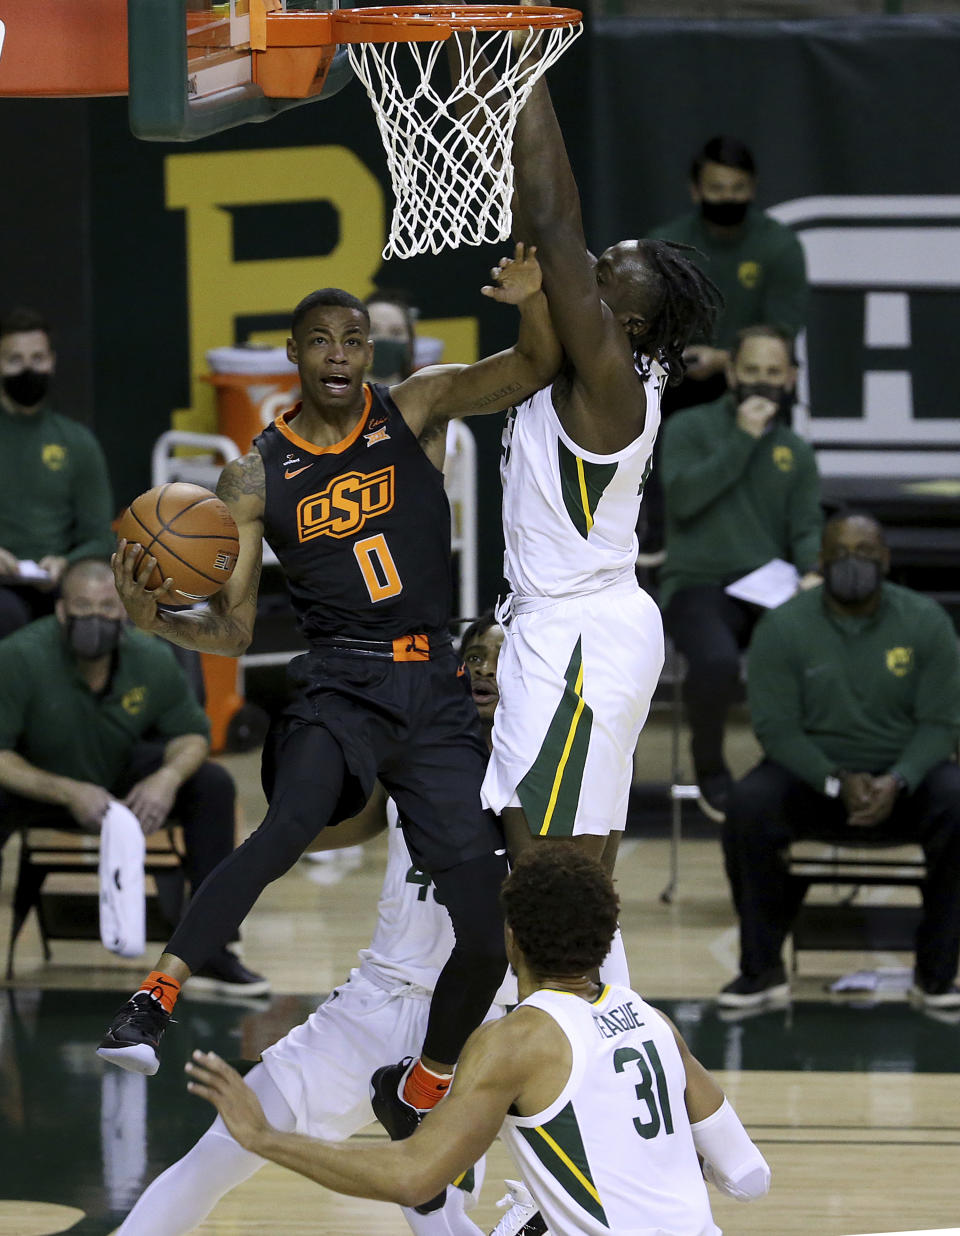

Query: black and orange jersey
[{"left": 254, "top": 383, "right": 453, "bottom": 643}]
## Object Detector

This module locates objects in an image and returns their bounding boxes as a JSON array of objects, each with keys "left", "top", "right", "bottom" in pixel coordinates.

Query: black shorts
[{"left": 263, "top": 646, "right": 503, "bottom": 873}]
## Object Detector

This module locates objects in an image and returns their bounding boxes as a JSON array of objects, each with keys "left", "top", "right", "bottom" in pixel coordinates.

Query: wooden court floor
[{"left": 2, "top": 722, "right": 959, "bottom": 1235}]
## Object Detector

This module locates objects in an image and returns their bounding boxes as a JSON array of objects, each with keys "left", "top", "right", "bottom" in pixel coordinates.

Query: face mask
[
  {"left": 823, "top": 556, "right": 883, "bottom": 605},
  {"left": 65, "top": 614, "right": 124, "bottom": 660},
  {"left": 700, "top": 198, "right": 750, "bottom": 228},
  {"left": 370, "top": 338, "right": 411, "bottom": 380},
  {"left": 733, "top": 381, "right": 794, "bottom": 424},
  {"left": 3, "top": 369, "right": 50, "bottom": 407}
]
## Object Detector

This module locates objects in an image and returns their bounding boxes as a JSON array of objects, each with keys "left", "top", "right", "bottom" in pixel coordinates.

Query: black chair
[
  {"left": 786, "top": 840, "right": 925, "bottom": 970},
  {"left": 5, "top": 825, "right": 185, "bottom": 979}
]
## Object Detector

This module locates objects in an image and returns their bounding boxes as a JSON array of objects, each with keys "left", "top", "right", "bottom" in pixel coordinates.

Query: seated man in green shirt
[
  {"left": 0, "top": 558, "right": 267, "bottom": 994},
  {"left": 660, "top": 326, "right": 823, "bottom": 820},
  {"left": 0, "top": 308, "right": 116, "bottom": 639},
  {"left": 720, "top": 513, "right": 960, "bottom": 1010}
]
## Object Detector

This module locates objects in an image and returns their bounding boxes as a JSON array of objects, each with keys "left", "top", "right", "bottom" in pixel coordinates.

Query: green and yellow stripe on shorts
[
  {"left": 518, "top": 637, "right": 592, "bottom": 837},
  {"left": 516, "top": 1101, "right": 609, "bottom": 1227}
]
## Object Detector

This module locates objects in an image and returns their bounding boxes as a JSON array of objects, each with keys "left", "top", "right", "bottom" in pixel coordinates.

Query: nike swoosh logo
[{"left": 285, "top": 464, "right": 313, "bottom": 479}]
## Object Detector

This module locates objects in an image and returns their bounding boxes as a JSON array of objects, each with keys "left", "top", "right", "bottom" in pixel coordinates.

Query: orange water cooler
[
  {"left": 204, "top": 345, "right": 301, "bottom": 452},
  {"left": 201, "top": 347, "right": 300, "bottom": 750}
]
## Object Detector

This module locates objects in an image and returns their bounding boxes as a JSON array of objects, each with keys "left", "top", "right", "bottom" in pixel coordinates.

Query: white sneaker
[
  {"left": 338, "top": 844, "right": 365, "bottom": 871},
  {"left": 302, "top": 850, "right": 339, "bottom": 865},
  {"left": 489, "top": 1180, "right": 545, "bottom": 1236},
  {"left": 910, "top": 981, "right": 960, "bottom": 1010},
  {"left": 302, "top": 846, "right": 365, "bottom": 886}
]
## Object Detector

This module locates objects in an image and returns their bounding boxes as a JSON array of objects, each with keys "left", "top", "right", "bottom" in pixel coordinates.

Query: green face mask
[{"left": 370, "top": 337, "right": 411, "bottom": 381}]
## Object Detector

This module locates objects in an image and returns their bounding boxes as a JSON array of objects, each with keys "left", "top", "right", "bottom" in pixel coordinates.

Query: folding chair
[
  {"left": 5, "top": 825, "right": 185, "bottom": 979},
  {"left": 787, "top": 840, "right": 925, "bottom": 969}
]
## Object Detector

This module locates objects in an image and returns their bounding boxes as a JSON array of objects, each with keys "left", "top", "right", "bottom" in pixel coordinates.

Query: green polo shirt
[
  {"left": 647, "top": 208, "right": 808, "bottom": 347},
  {"left": 747, "top": 583, "right": 960, "bottom": 792},
  {"left": 0, "top": 403, "right": 115, "bottom": 562},
  {"left": 658, "top": 395, "right": 822, "bottom": 608},
  {"left": 0, "top": 617, "right": 210, "bottom": 790}
]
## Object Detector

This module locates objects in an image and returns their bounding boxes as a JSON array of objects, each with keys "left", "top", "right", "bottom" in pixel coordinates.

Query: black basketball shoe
[
  {"left": 371, "top": 1059, "right": 447, "bottom": 1215},
  {"left": 97, "top": 990, "right": 171, "bottom": 1075},
  {"left": 188, "top": 947, "right": 271, "bottom": 998}
]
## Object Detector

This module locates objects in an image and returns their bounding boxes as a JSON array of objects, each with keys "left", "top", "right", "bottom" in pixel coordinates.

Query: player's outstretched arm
[
  {"left": 112, "top": 453, "right": 264, "bottom": 657},
  {"left": 512, "top": 79, "right": 642, "bottom": 421},
  {"left": 391, "top": 244, "right": 561, "bottom": 434},
  {"left": 186, "top": 1019, "right": 526, "bottom": 1209}
]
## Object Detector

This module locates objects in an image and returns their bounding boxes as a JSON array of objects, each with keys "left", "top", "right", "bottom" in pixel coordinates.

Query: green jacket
[
  {"left": 659, "top": 396, "right": 822, "bottom": 608},
  {"left": 647, "top": 207, "right": 808, "bottom": 347},
  {"left": 0, "top": 617, "right": 210, "bottom": 791},
  {"left": 0, "top": 403, "right": 115, "bottom": 562},
  {"left": 747, "top": 583, "right": 960, "bottom": 792}
]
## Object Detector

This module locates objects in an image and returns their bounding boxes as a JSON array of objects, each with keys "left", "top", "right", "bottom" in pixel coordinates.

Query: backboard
[
  {"left": 0, "top": 1, "right": 352, "bottom": 140},
  {"left": 129, "top": 1, "right": 354, "bottom": 141}
]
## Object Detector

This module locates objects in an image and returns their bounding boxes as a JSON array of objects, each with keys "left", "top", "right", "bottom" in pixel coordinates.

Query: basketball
[{"left": 116, "top": 483, "right": 240, "bottom": 602}]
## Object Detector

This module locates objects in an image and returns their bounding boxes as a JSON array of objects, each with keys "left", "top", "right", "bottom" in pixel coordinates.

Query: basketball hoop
[{"left": 338, "top": 6, "right": 583, "bottom": 260}]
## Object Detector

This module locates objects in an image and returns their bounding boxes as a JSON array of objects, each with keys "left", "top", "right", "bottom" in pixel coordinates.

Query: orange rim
[{"left": 335, "top": 5, "right": 582, "bottom": 33}]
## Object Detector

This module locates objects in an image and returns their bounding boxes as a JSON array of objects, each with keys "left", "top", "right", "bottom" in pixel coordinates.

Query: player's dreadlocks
[{"left": 635, "top": 239, "right": 723, "bottom": 385}]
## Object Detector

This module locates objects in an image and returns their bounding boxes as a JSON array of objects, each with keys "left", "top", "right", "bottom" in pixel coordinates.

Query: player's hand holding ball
[{"left": 114, "top": 483, "right": 239, "bottom": 630}]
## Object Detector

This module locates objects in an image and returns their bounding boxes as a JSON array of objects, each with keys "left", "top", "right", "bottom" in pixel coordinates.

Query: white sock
[
  {"left": 599, "top": 927, "right": 630, "bottom": 988},
  {"left": 115, "top": 1064, "right": 295, "bottom": 1235}
]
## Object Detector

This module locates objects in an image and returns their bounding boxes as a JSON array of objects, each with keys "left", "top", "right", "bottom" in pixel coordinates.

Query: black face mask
[
  {"left": 700, "top": 198, "right": 750, "bottom": 228},
  {"left": 64, "top": 614, "right": 124, "bottom": 660},
  {"left": 370, "top": 337, "right": 411, "bottom": 381},
  {"left": 823, "top": 556, "right": 883, "bottom": 605},
  {"left": 733, "top": 382, "right": 795, "bottom": 424},
  {"left": 3, "top": 369, "right": 50, "bottom": 408}
]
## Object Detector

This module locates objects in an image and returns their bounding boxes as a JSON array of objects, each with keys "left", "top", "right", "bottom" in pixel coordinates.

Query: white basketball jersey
[
  {"left": 501, "top": 985, "right": 720, "bottom": 1236},
  {"left": 356, "top": 802, "right": 454, "bottom": 991},
  {"left": 500, "top": 365, "right": 665, "bottom": 599}
]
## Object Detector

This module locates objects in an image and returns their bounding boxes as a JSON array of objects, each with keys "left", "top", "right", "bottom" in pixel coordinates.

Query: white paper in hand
[
  {"left": 16, "top": 559, "right": 51, "bottom": 582},
  {"left": 99, "top": 801, "right": 146, "bottom": 958},
  {"left": 724, "top": 558, "right": 799, "bottom": 609}
]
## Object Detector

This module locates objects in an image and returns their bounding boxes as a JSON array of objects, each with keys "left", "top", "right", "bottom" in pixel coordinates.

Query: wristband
[{"left": 824, "top": 771, "right": 845, "bottom": 799}]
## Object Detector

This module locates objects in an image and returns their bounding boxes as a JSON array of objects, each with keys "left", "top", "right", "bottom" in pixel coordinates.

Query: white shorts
[
  {"left": 481, "top": 581, "right": 663, "bottom": 837},
  {"left": 261, "top": 969, "right": 505, "bottom": 1144},
  {"left": 260, "top": 970, "right": 432, "bottom": 1142}
]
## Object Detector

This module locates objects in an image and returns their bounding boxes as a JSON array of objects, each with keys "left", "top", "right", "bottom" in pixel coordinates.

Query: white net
[{"left": 346, "top": 16, "right": 582, "bottom": 260}]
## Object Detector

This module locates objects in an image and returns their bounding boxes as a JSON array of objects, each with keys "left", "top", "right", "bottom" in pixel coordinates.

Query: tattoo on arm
[
  {"left": 471, "top": 381, "right": 524, "bottom": 410},
  {"left": 151, "top": 453, "right": 263, "bottom": 655},
  {"left": 154, "top": 606, "right": 246, "bottom": 655},
  {"left": 216, "top": 452, "right": 265, "bottom": 503},
  {"left": 246, "top": 557, "right": 262, "bottom": 607}
]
